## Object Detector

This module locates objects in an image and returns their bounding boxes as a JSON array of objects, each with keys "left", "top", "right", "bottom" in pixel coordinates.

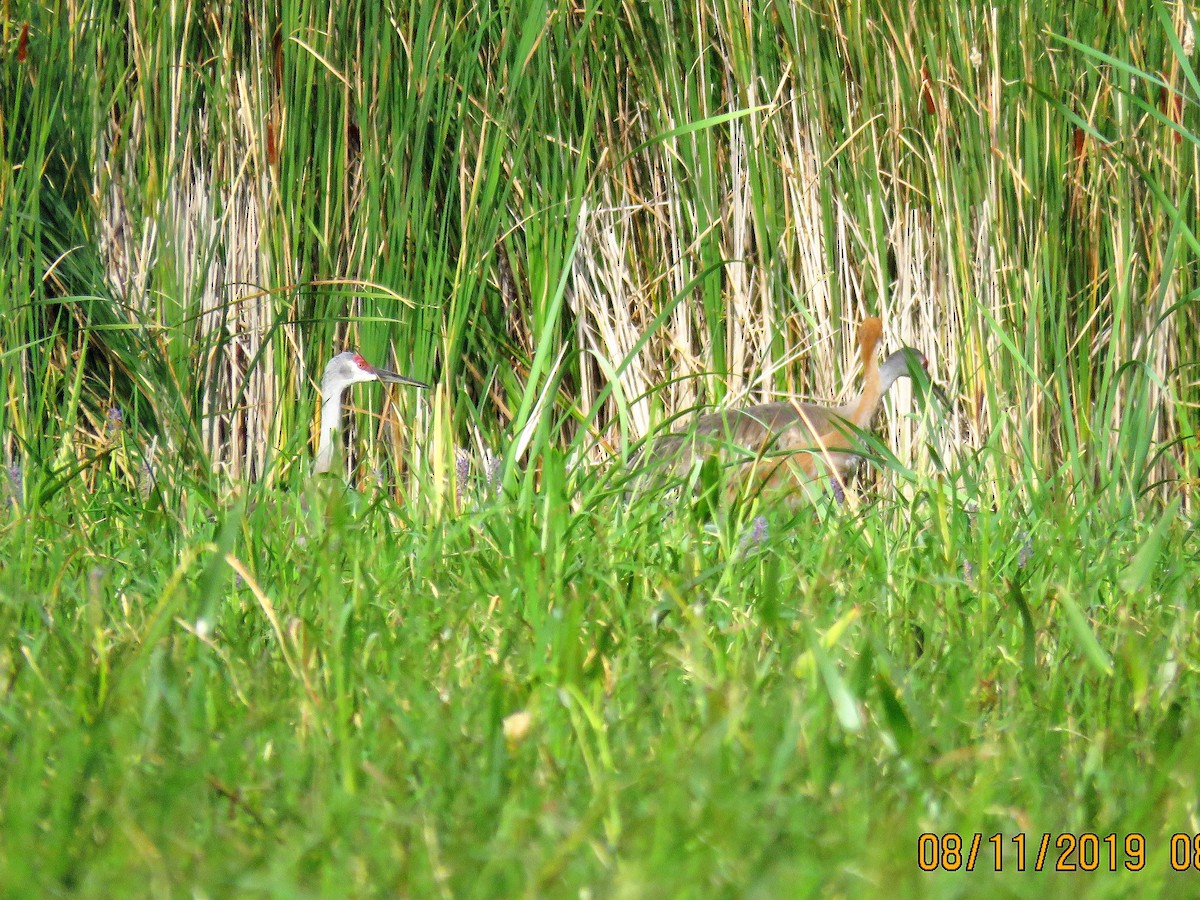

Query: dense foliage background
[
  {"left": 3, "top": 0, "right": 1196, "bottom": 499},
  {"left": 2, "top": 0, "right": 1198, "bottom": 895}
]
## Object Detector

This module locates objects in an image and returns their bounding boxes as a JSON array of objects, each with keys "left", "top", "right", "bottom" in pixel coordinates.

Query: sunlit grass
[
  {"left": 2, "top": 0, "right": 1200, "bottom": 894},
  {"left": 1, "top": 467, "right": 1197, "bottom": 894}
]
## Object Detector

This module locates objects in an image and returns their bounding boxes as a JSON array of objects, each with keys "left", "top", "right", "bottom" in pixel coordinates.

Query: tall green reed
[{"left": 1, "top": 0, "right": 1194, "bottom": 516}]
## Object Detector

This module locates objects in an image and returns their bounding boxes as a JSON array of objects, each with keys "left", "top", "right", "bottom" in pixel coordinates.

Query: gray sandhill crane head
[
  {"left": 315, "top": 351, "right": 429, "bottom": 476},
  {"left": 321, "top": 351, "right": 429, "bottom": 394},
  {"left": 884, "top": 348, "right": 948, "bottom": 406}
]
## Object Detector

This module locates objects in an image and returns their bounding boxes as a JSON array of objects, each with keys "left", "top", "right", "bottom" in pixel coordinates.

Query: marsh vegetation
[{"left": 2, "top": 1, "right": 1198, "bottom": 894}]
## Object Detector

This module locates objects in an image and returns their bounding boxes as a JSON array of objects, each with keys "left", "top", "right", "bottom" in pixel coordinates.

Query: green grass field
[{"left": 3, "top": 1, "right": 1199, "bottom": 896}]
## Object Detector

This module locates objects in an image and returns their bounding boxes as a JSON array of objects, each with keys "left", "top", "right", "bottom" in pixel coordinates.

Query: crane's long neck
[
  {"left": 848, "top": 350, "right": 912, "bottom": 429},
  {"left": 847, "top": 318, "right": 883, "bottom": 428},
  {"left": 314, "top": 386, "right": 346, "bottom": 475},
  {"left": 878, "top": 352, "right": 912, "bottom": 396}
]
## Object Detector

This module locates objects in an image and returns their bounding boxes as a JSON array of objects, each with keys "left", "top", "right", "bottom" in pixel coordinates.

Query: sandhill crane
[
  {"left": 314, "top": 351, "right": 429, "bottom": 475},
  {"left": 642, "top": 317, "right": 941, "bottom": 500}
]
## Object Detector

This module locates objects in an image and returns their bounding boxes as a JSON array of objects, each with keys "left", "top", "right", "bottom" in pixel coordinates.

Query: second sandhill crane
[
  {"left": 314, "top": 351, "right": 429, "bottom": 475},
  {"left": 643, "top": 318, "right": 937, "bottom": 500}
]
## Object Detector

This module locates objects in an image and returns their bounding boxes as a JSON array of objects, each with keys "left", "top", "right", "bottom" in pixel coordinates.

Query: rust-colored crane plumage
[{"left": 643, "top": 318, "right": 933, "bottom": 499}]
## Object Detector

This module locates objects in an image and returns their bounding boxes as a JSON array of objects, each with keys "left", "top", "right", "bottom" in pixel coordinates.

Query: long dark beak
[
  {"left": 919, "top": 368, "right": 952, "bottom": 409},
  {"left": 373, "top": 365, "right": 430, "bottom": 389},
  {"left": 905, "top": 351, "right": 952, "bottom": 409},
  {"left": 927, "top": 379, "right": 952, "bottom": 409}
]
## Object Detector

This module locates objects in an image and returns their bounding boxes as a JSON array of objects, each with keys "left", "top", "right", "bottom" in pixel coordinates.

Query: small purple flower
[
  {"left": 829, "top": 478, "right": 845, "bottom": 505},
  {"left": 1017, "top": 532, "right": 1032, "bottom": 568},
  {"left": 483, "top": 449, "right": 502, "bottom": 495},
  {"left": 962, "top": 559, "right": 976, "bottom": 588},
  {"left": 6, "top": 463, "right": 21, "bottom": 506},
  {"left": 751, "top": 515, "right": 768, "bottom": 544},
  {"left": 741, "top": 515, "right": 768, "bottom": 549},
  {"left": 455, "top": 449, "right": 471, "bottom": 505},
  {"left": 106, "top": 406, "right": 124, "bottom": 434}
]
